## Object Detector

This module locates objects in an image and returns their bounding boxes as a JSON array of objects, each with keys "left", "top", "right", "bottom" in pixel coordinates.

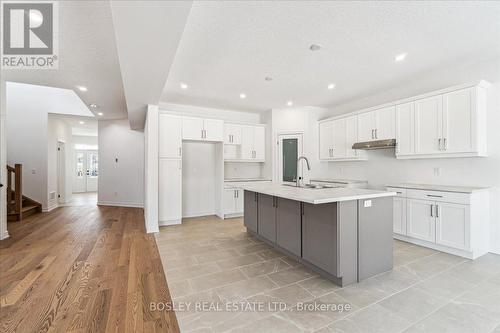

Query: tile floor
[{"left": 155, "top": 216, "right": 500, "bottom": 333}]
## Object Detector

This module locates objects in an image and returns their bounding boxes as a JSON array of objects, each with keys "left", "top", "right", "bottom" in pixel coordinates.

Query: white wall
[
  {"left": 0, "top": 80, "right": 8, "bottom": 239},
  {"left": 6, "top": 82, "right": 94, "bottom": 210},
  {"left": 47, "top": 115, "right": 74, "bottom": 209},
  {"left": 73, "top": 135, "right": 98, "bottom": 147},
  {"left": 182, "top": 142, "right": 219, "bottom": 217},
  {"left": 98, "top": 119, "right": 144, "bottom": 207},
  {"left": 269, "top": 59, "right": 500, "bottom": 254}
]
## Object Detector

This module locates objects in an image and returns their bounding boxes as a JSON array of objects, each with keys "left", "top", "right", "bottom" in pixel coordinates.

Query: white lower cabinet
[
  {"left": 387, "top": 185, "right": 489, "bottom": 259},
  {"left": 407, "top": 199, "right": 436, "bottom": 242},
  {"left": 435, "top": 202, "right": 469, "bottom": 251},
  {"left": 392, "top": 196, "right": 407, "bottom": 236},
  {"left": 224, "top": 188, "right": 243, "bottom": 217},
  {"left": 159, "top": 159, "right": 182, "bottom": 224}
]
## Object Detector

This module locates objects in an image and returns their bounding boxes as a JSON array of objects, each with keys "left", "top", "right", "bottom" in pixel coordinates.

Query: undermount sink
[{"left": 283, "top": 183, "right": 337, "bottom": 189}]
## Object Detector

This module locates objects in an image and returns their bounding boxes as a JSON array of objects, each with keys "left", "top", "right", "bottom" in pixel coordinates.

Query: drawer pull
[
  {"left": 426, "top": 194, "right": 443, "bottom": 198},
  {"left": 396, "top": 191, "right": 403, "bottom": 194}
]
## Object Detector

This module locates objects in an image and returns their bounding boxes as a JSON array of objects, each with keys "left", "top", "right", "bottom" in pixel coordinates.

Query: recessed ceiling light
[
  {"left": 79, "top": 121, "right": 85, "bottom": 125},
  {"left": 287, "top": 101, "right": 293, "bottom": 106},
  {"left": 239, "top": 93, "right": 246, "bottom": 99},
  {"left": 328, "top": 83, "right": 336, "bottom": 90},
  {"left": 309, "top": 44, "right": 322, "bottom": 51},
  {"left": 97, "top": 112, "right": 103, "bottom": 116},
  {"left": 76, "top": 86, "right": 87, "bottom": 92},
  {"left": 395, "top": 53, "right": 407, "bottom": 62},
  {"left": 265, "top": 77, "right": 273, "bottom": 81},
  {"left": 89, "top": 103, "right": 98, "bottom": 108},
  {"left": 180, "top": 82, "right": 188, "bottom": 89}
]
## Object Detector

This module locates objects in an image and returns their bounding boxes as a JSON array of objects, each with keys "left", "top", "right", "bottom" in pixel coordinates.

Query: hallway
[{"left": 0, "top": 205, "right": 178, "bottom": 332}]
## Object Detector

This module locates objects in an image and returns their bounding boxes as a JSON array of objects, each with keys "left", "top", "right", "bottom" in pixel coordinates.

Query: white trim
[
  {"left": 43, "top": 203, "right": 59, "bottom": 212},
  {"left": 159, "top": 219, "right": 182, "bottom": 226},
  {"left": 97, "top": 201, "right": 144, "bottom": 208},
  {"left": 319, "top": 80, "right": 491, "bottom": 122},
  {"left": 1, "top": 230, "right": 9, "bottom": 240},
  {"left": 182, "top": 211, "right": 216, "bottom": 218},
  {"left": 393, "top": 234, "right": 485, "bottom": 259},
  {"left": 224, "top": 212, "right": 243, "bottom": 219}
]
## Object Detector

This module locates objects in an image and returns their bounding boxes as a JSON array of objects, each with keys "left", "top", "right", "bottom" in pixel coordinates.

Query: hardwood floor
[{"left": 0, "top": 204, "right": 179, "bottom": 333}]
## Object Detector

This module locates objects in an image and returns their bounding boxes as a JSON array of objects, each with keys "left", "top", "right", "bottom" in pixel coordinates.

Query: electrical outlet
[
  {"left": 433, "top": 167, "right": 442, "bottom": 176},
  {"left": 114, "top": 191, "right": 118, "bottom": 197},
  {"left": 31, "top": 169, "right": 36, "bottom": 174}
]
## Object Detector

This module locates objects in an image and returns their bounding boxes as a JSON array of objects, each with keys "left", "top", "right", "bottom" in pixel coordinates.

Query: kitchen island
[{"left": 241, "top": 182, "right": 396, "bottom": 287}]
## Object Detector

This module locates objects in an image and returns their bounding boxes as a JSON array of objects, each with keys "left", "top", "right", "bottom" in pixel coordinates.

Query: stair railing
[{"left": 6, "top": 164, "right": 22, "bottom": 219}]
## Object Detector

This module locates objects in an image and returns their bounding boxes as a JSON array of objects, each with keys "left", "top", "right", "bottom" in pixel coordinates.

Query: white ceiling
[
  {"left": 3, "top": 0, "right": 127, "bottom": 119},
  {"left": 110, "top": 0, "right": 193, "bottom": 129},
  {"left": 161, "top": 1, "right": 500, "bottom": 112}
]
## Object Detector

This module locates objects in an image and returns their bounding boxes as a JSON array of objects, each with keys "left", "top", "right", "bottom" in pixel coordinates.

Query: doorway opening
[{"left": 277, "top": 133, "right": 304, "bottom": 184}]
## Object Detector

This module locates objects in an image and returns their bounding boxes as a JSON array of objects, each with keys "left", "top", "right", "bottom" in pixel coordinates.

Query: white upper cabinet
[
  {"left": 442, "top": 88, "right": 474, "bottom": 153},
  {"left": 395, "top": 102, "right": 415, "bottom": 156},
  {"left": 345, "top": 116, "right": 358, "bottom": 158},
  {"left": 159, "top": 114, "right": 182, "bottom": 159},
  {"left": 182, "top": 117, "right": 223, "bottom": 142},
  {"left": 224, "top": 124, "right": 242, "bottom": 145},
  {"left": 332, "top": 118, "right": 347, "bottom": 158},
  {"left": 318, "top": 116, "right": 364, "bottom": 161},
  {"left": 375, "top": 106, "right": 396, "bottom": 140},
  {"left": 357, "top": 107, "right": 395, "bottom": 141},
  {"left": 225, "top": 124, "right": 265, "bottom": 162},
  {"left": 253, "top": 126, "right": 266, "bottom": 160},
  {"left": 203, "top": 119, "right": 224, "bottom": 141},
  {"left": 182, "top": 116, "right": 204, "bottom": 141},
  {"left": 357, "top": 111, "right": 375, "bottom": 142},
  {"left": 319, "top": 120, "right": 334, "bottom": 159},
  {"left": 415, "top": 95, "right": 443, "bottom": 155}
]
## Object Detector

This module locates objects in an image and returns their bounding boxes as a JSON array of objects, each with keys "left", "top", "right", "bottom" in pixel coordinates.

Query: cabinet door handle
[
  {"left": 443, "top": 138, "right": 447, "bottom": 151},
  {"left": 275, "top": 197, "right": 278, "bottom": 208},
  {"left": 375, "top": 129, "right": 378, "bottom": 139},
  {"left": 371, "top": 129, "right": 373, "bottom": 139},
  {"left": 254, "top": 192, "right": 258, "bottom": 202},
  {"left": 178, "top": 147, "right": 182, "bottom": 156},
  {"left": 301, "top": 203, "right": 304, "bottom": 216},
  {"left": 430, "top": 204, "right": 433, "bottom": 217},
  {"left": 438, "top": 138, "right": 442, "bottom": 150},
  {"left": 426, "top": 194, "right": 443, "bottom": 198},
  {"left": 436, "top": 205, "right": 439, "bottom": 218}
]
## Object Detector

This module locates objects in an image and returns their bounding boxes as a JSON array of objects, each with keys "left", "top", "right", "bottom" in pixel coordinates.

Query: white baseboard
[
  {"left": 43, "top": 204, "right": 58, "bottom": 212},
  {"left": 182, "top": 211, "right": 216, "bottom": 218},
  {"left": 97, "top": 201, "right": 144, "bottom": 208},
  {"left": 1, "top": 230, "right": 9, "bottom": 240},
  {"left": 159, "top": 219, "right": 181, "bottom": 226},
  {"left": 224, "top": 213, "right": 243, "bottom": 219}
]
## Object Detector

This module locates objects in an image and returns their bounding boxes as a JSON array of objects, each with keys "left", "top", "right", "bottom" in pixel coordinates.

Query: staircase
[{"left": 6, "top": 164, "right": 42, "bottom": 222}]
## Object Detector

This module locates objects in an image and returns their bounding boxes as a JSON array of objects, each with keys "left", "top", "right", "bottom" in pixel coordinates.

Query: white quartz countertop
[
  {"left": 240, "top": 182, "right": 396, "bottom": 204},
  {"left": 224, "top": 178, "right": 272, "bottom": 182},
  {"left": 386, "top": 183, "right": 490, "bottom": 194},
  {"left": 224, "top": 179, "right": 272, "bottom": 189},
  {"left": 310, "top": 178, "right": 368, "bottom": 184}
]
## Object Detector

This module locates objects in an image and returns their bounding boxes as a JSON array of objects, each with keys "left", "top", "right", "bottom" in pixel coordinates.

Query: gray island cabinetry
[{"left": 242, "top": 183, "right": 396, "bottom": 286}]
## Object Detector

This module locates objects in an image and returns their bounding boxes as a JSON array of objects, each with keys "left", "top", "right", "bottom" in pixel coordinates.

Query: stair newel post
[{"left": 14, "top": 164, "right": 22, "bottom": 219}]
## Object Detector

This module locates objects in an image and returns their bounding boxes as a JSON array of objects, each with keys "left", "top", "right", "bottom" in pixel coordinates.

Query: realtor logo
[{"left": 1, "top": 1, "right": 58, "bottom": 69}]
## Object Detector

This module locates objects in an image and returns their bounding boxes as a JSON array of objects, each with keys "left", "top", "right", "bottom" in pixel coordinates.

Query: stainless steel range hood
[{"left": 352, "top": 139, "right": 396, "bottom": 150}]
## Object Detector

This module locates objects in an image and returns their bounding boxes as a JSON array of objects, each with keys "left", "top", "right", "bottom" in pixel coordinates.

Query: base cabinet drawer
[{"left": 276, "top": 198, "right": 301, "bottom": 257}]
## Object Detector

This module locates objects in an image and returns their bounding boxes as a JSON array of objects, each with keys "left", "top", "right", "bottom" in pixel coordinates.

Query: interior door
[
  {"left": 357, "top": 111, "right": 375, "bottom": 142},
  {"left": 414, "top": 95, "right": 443, "bottom": 154},
  {"left": 319, "top": 120, "right": 333, "bottom": 159},
  {"left": 277, "top": 133, "right": 303, "bottom": 184},
  {"left": 395, "top": 102, "right": 415, "bottom": 155},
  {"left": 203, "top": 119, "right": 224, "bottom": 141},
  {"left": 442, "top": 88, "right": 474, "bottom": 153},
  {"left": 182, "top": 116, "right": 204, "bottom": 140},
  {"left": 74, "top": 151, "right": 87, "bottom": 193},
  {"left": 159, "top": 114, "right": 182, "bottom": 158},
  {"left": 375, "top": 106, "right": 396, "bottom": 140},
  {"left": 332, "top": 118, "right": 347, "bottom": 158},
  {"left": 407, "top": 199, "right": 435, "bottom": 242},
  {"left": 86, "top": 151, "right": 98, "bottom": 192},
  {"left": 435, "top": 202, "right": 469, "bottom": 250}
]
